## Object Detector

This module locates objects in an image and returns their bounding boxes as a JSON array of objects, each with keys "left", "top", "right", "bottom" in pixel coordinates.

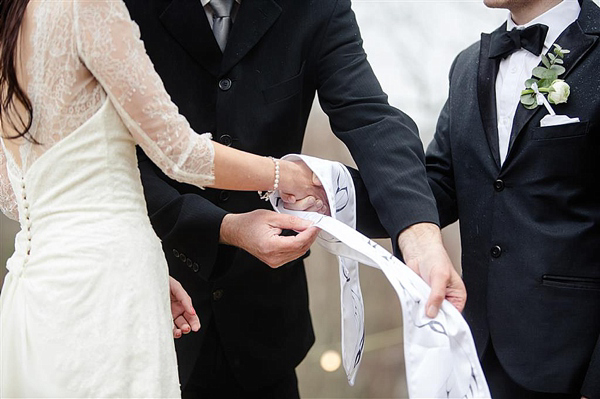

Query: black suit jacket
[
  {"left": 426, "top": 0, "right": 600, "bottom": 396},
  {"left": 125, "top": 0, "right": 438, "bottom": 390}
]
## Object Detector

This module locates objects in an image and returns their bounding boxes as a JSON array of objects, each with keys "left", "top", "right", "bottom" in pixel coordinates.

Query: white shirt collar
[
  {"left": 201, "top": 0, "right": 242, "bottom": 7},
  {"left": 506, "top": 0, "right": 581, "bottom": 51}
]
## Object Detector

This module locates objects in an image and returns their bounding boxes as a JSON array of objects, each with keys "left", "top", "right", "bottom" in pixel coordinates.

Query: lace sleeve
[
  {"left": 73, "top": 0, "right": 215, "bottom": 188},
  {"left": 0, "top": 144, "right": 18, "bottom": 221}
]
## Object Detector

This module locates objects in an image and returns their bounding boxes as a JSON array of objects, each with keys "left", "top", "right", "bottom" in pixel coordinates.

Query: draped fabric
[{"left": 271, "top": 155, "right": 491, "bottom": 398}]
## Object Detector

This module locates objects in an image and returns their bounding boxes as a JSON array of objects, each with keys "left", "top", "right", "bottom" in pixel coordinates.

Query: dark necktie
[
  {"left": 209, "top": 0, "right": 234, "bottom": 52},
  {"left": 488, "top": 24, "right": 549, "bottom": 59}
]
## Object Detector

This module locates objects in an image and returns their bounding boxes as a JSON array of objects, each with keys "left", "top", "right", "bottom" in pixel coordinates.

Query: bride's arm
[
  {"left": 0, "top": 143, "right": 18, "bottom": 221},
  {"left": 71, "top": 0, "right": 320, "bottom": 199}
]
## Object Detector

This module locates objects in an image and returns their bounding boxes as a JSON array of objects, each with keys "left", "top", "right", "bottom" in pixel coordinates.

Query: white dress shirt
[
  {"left": 201, "top": 0, "right": 242, "bottom": 29},
  {"left": 495, "top": 0, "right": 580, "bottom": 165}
]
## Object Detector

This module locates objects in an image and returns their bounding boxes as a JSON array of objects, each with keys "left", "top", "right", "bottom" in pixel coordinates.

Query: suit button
[
  {"left": 212, "top": 289, "right": 224, "bottom": 301},
  {"left": 219, "top": 134, "right": 232, "bottom": 146},
  {"left": 219, "top": 190, "right": 230, "bottom": 202},
  {"left": 491, "top": 245, "right": 502, "bottom": 258},
  {"left": 180, "top": 253, "right": 187, "bottom": 262},
  {"left": 172, "top": 249, "right": 179, "bottom": 258},
  {"left": 186, "top": 259, "right": 193, "bottom": 267},
  {"left": 494, "top": 179, "right": 505, "bottom": 192},
  {"left": 218, "top": 78, "right": 232, "bottom": 91},
  {"left": 192, "top": 263, "right": 199, "bottom": 273}
]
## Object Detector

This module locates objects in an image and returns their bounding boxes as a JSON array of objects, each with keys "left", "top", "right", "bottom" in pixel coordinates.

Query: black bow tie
[{"left": 488, "top": 24, "right": 549, "bottom": 59}]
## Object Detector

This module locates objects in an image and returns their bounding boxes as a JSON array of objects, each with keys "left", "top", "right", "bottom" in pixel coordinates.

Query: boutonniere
[{"left": 520, "top": 44, "right": 580, "bottom": 127}]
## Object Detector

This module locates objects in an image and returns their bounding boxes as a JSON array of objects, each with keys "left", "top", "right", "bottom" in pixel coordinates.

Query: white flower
[{"left": 548, "top": 79, "right": 570, "bottom": 105}]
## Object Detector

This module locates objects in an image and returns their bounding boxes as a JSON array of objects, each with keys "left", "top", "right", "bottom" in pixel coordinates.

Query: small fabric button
[
  {"left": 219, "top": 190, "right": 230, "bottom": 202},
  {"left": 180, "top": 253, "right": 187, "bottom": 262},
  {"left": 212, "top": 289, "right": 224, "bottom": 301},
  {"left": 491, "top": 245, "right": 502, "bottom": 258},
  {"left": 218, "top": 78, "right": 232, "bottom": 91},
  {"left": 192, "top": 263, "right": 200, "bottom": 273},
  {"left": 172, "top": 249, "right": 179, "bottom": 258},
  {"left": 493, "top": 179, "right": 505, "bottom": 192},
  {"left": 219, "top": 134, "right": 232, "bottom": 146},
  {"left": 186, "top": 259, "right": 193, "bottom": 267}
]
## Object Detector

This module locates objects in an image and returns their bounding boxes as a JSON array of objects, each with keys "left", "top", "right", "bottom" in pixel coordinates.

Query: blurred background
[{"left": 0, "top": 1, "right": 544, "bottom": 397}]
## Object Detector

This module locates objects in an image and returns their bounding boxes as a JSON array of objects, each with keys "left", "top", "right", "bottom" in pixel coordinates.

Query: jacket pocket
[
  {"left": 262, "top": 61, "right": 305, "bottom": 104},
  {"left": 531, "top": 121, "right": 589, "bottom": 141},
  {"left": 542, "top": 274, "right": 600, "bottom": 291}
]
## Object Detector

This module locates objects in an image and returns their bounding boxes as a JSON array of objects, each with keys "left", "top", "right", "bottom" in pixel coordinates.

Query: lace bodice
[{"left": 0, "top": 0, "right": 215, "bottom": 220}]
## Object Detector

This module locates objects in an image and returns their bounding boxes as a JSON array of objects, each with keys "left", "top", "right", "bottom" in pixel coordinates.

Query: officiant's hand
[
  {"left": 220, "top": 209, "right": 319, "bottom": 267},
  {"left": 397, "top": 222, "right": 466, "bottom": 318},
  {"left": 169, "top": 276, "right": 201, "bottom": 339}
]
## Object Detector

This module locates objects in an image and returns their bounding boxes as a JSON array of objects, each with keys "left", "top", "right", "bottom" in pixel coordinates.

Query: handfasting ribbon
[{"left": 270, "top": 155, "right": 491, "bottom": 398}]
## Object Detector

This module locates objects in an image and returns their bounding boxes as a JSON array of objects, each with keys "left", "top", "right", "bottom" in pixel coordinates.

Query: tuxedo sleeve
[
  {"left": 582, "top": 334, "right": 600, "bottom": 398},
  {"left": 316, "top": 0, "right": 439, "bottom": 250},
  {"left": 137, "top": 147, "right": 228, "bottom": 281},
  {"left": 425, "top": 58, "right": 460, "bottom": 228}
]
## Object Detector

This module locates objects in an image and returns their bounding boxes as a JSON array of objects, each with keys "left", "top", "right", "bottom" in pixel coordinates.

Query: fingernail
[{"left": 426, "top": 304, "right": 439, "bottom": 318}]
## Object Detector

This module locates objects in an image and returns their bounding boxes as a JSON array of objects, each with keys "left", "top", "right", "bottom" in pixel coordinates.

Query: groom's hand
[
  {"left": 220, "top": 210, "right": 319, "bottom": 267},
  {"left": 397, "top": 222, "right": 466, "bottom": 318}
]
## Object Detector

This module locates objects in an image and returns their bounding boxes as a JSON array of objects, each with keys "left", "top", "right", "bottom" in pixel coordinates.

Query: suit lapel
[
  {"left": 159, "top": 0, "right": 222, "bottom": 77},
  {"left": 507, "top": 2, "right": 599, "bottom": 155},
  {"left": 478, "top": 30, "right": 503, "bottom": 168},
  {"left": 220, "top": 0, "right": 282, "bottom": 74}
]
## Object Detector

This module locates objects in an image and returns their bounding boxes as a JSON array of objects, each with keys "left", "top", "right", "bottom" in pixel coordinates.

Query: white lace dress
[{"left": 0, "top": 1, "right": 216, "bottom": 397}]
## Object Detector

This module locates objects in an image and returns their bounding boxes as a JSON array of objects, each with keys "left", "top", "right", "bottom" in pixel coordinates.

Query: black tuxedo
[
  {"left": 124, "top": 0, "right": 438, "bottom": 391},
  {"left": 426, "top": 0, "right": 600, "bottom": 396}
]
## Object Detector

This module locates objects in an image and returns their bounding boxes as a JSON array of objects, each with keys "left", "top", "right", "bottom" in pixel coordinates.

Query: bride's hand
[
  {"left": 278, "top": 160, "right": 329, "bottom": 215},
  {"left": 169, "top": 276, "right": 201, "bottom": 338}
]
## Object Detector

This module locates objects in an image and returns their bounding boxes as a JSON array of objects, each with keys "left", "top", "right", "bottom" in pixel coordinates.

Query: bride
[{"left": 0, "top": 0, "right": 323, "bottom": 397}]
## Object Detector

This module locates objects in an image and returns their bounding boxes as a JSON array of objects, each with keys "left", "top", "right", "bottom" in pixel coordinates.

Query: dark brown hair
[{"left": 0, "top": 0, "right": 35, "bottom": 142}]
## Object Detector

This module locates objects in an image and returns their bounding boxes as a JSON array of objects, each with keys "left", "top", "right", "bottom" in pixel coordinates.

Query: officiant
[{"left": 124, "top": 0, "right": 466, "bottom": 397}]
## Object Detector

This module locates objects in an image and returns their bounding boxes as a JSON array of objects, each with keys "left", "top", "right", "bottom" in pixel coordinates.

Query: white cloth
[
  {"left": 495, "top": 0, "right": 580, "bottom": 164},
  {"left": 270, "top": 155, "right": 491, "bottom": 398}
]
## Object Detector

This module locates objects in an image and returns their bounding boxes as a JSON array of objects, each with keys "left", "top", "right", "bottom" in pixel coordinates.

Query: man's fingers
[
  {"left": 272, "top": 214, "right": 314, "bottom": 232},
  {"left": 312, "top": 173, "right": 323, "bottom": 186},
  {"left": 425, "top": 272, "right": 448, "bottom": 318}
]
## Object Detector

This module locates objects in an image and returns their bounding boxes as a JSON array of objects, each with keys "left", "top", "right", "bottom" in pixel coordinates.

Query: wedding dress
[{"left": 0, "top": 1, "right": 216, "bottom": 397}]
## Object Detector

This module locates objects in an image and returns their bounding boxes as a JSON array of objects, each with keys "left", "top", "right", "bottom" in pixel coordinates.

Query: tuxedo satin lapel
[
  {"left": 478, "top": 32, "right": 502, "bottom": 168},
  {"left": 508, "top": 18, "right": 598, "bottom": 154},
  {"left": 160, "top": 0, "right": 222, "bottom": 77},
  {"left": 220, "top": 0, "right": 282, "bottom": 74}
]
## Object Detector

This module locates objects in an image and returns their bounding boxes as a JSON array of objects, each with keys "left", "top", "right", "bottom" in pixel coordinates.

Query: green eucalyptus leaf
[
  {"left": 538, "top": 78, "right": 553, "bottom": 88},
  {"left": 548, "top": 53, "right": 556, "bottom": 62},
  {"left": 554, "top": 58, "right": 564, "bottom": 65},
  {"left": 550, "top": 64, "right": 566, "bottom": 75},
  {"left": 541, "top": 55, "right": 551, "bottom": 68},
  {"left": 524, "top": 102, "right": 539, "bottom": 110},
  {"left": 524, "top": 78, "right": 537, "bottom": 89},
  {"left": 541, "top": 69, "right": 558, "bottom": 80},
  {"left": 561, "top": 49, "right": 571, "bottom": 54},
  {"left": 532, "top": 66, "right": 548, "bottom": 79},
  {"left": 520, "top": 93, "right": 536, "bottom": 106}
]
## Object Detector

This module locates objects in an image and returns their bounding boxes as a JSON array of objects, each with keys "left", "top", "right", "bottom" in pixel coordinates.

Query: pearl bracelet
[{"left": 258, "top": 156, "right": 280, "bottom": 201}]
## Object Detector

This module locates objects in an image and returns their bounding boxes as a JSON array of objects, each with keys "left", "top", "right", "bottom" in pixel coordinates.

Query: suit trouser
[
  {"left": 182, "top": 318, "right": 300, "bottom": 399},
  {"left": 482, "top": 340, "right": 579, "bottom": 399}
]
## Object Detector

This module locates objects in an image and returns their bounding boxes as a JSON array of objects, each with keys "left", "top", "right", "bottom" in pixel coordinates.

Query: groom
[
  {"left": 125, "top": 0, "right": 465, "bottom": 397},
  {"left": 426, "top": 0, "right": 600, "bottom": 397}
]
